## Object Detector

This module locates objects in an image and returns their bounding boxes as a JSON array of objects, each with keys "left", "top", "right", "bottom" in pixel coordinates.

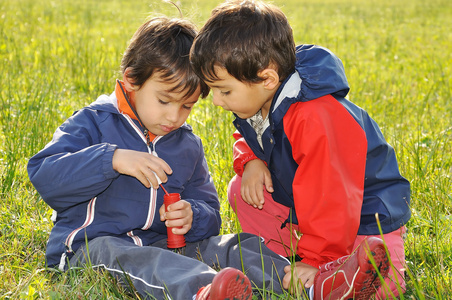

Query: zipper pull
[
  {"left": 143, "top": 129, "right": 151, "bottom": 147},
  {"left": 144, "top": 129, "right": 155, "bottom": 153}
]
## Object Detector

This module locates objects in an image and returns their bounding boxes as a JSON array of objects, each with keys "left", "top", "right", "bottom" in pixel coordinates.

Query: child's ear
[
  {"left": 123, "top": 67, "right": 138, "bottom": 92},
  {"left": 258, "top": 68, "right": 280, "bottom": 90}
]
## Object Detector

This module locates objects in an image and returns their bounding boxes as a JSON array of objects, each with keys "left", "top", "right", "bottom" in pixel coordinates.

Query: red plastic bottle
[{"left": 164, "top": 193, "right": 186, "bottom": 254}]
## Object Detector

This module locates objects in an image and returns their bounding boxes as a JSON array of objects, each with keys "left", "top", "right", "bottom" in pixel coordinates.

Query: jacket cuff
[
  {"left": 187, "top": 200, "right": 201, "bottom": 238},
  {"left": 103, "top": 143, "right": 119, "bottom": 179},
  {"left": 233, "top": 154, "right": 259, "bottom": 176},
  {"left": 301, "top": 258, "right": 322, "bottom": 269}
]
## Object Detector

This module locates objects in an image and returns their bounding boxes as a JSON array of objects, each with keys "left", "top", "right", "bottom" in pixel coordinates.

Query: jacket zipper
[
  {"left": 117, "top": 83, "right": 161, "bottom": 241},
  {"left": 141, "top": 135, "right": 162, "bottom": 230}
]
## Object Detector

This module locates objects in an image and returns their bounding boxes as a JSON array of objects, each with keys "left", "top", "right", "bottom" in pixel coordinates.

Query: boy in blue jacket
[
  {"left": 191, "top": 0, "right": 410, "bottom": 299},
  {"left": 27, "top": 15, "right": 292, "bottom": 300}
]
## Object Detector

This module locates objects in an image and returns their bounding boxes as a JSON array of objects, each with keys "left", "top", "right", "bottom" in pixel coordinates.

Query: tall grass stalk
[{"left": 1, "top": 0, "right": 450, "bottom": 298}]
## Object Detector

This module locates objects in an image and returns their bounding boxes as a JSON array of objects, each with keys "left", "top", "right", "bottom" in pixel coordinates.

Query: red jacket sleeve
[
  {"left": 232, "top": 131, "right": 260, "bottom": 176},
  {"left": 284, "top": 95, "right": 367, "bottom": 268}
]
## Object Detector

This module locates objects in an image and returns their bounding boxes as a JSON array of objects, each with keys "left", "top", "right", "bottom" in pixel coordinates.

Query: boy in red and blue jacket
[{"left": 191, "top": 0, "right": 410, "bottom": 298}]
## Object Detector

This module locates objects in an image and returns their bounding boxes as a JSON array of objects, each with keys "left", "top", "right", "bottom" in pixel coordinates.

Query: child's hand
[
  {"left": 282, "top": 261, "right": 319, "bottom": 293},
  {"left": 241, "top": 159, "right": 273, "bottom": 209},
  {"left": 159, "top": 200, "right": 193, "bottom": 235},
  {"left": 112, "top": 149, "right": 172, "bottom": 189}
]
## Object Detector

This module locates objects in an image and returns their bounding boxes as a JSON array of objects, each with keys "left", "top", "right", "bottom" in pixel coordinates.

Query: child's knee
[
  {"left": 227, "top": 175, "right": 242, "bottom": 209},
  {"left": 354, "top": 228, "right": 407, "bottom": 299}
]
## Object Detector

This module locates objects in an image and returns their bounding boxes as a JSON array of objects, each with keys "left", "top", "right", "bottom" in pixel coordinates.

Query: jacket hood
[
  {"left": 87, "top": 80, "right": 133, "bottom": 116},
  {"left": 87, "top": 92, "right": 120, "bottom": 114},
  {"left": 268, "top": 45, "right": 350, "bottom": 125},
  {"left": 280, "top": 44, "right": 350, "bottom": 103}
]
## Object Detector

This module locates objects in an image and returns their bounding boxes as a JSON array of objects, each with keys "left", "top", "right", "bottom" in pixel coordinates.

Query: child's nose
[
  {"left": 167, "top": 109, "right": 180, "bottom": 123},
  {"left": 212, "top": 94, "right": 223, "bottom": 107}
]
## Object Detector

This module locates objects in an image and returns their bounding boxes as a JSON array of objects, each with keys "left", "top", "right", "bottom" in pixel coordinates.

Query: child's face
[
  {"left": 205, "top": 66, "right": 274, "bottom": 119},
  {"left": 131, "top": 72, "right": 200, "bottom": 136}
]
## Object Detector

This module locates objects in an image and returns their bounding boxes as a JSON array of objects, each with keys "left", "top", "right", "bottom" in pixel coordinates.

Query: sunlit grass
[{"left": 1, "top": 0, "right": 451, "bottom": 298}]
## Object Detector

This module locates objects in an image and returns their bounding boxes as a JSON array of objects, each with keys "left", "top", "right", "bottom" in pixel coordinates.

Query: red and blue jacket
[
  {"left": 232, "top": 45, "right": 411, "bottom": 268},
  {"left": 28, "top": 81, "right": 221, "bottom": 269}
]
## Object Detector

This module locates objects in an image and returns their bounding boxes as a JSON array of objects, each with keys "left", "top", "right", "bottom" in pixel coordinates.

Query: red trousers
[{"left": 228, "top": 175, "right": 406, "bottom": 298}]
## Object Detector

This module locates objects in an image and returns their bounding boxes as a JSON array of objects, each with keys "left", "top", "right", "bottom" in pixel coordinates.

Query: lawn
[{"left": 0, "top": 0, "right": 451, "bottom": 298}]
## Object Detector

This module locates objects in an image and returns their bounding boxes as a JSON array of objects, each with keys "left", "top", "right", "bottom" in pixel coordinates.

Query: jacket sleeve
[
  {"left": 232, "top": 131, "right": 260, "bottom": 176},
  {"left": 27, "top": 109, "right": 120, "bottom": 212},
  {"left": 284, "top": 96, "right": 367, "bottom": 268},
  {"left": 181, "top": 139, "right": 222, "bottom": 242}
]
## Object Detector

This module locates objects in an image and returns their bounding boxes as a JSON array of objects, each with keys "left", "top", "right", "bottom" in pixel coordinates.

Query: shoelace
[{"left": 323, "top": 255, "right": 350, "bottom": 271}]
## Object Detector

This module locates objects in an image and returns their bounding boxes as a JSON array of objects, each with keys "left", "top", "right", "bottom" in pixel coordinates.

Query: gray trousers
[{"left": 70, "top": 233, "right": 289, "bottom": 299}]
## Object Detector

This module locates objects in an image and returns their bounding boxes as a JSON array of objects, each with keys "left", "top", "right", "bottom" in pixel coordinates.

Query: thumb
[
  {"left": 264, "top": 173, "right": 274, "bottom": 193},
  {"left": 159, "top": 205, "right": 166, "bottom": 221},
  {"left": 284, "top": 265, "right": 291, "bottom": 273}
]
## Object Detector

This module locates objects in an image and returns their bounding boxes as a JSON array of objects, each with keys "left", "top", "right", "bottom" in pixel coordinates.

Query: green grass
[{"left": 1, "top": 0, "right": 451, "bottom": 298}]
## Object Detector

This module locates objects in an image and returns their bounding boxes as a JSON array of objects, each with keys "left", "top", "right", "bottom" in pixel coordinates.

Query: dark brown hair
[
  {"left": 121, "top": 17, "right": 209, "bottom": 99},
  {"left": 190, "top": 0, "right": 296, "bottom": 83}
]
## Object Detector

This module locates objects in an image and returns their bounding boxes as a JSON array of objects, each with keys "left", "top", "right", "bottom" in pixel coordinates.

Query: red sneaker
[
  {"left": 313, "top": 237, "right": 390, "bottom": 300},
  {"left": 196, "top": 267, "right": 252, "bottom": 300}
]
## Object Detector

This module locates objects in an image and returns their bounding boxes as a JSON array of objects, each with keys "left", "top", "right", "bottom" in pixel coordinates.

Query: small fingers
[
  {"left": 304, "top": 276, "right": 314, "bottom": 288},
  {"left": 263, "top": 173, "right": 274, "bottom": 193},
  {"left": 254, "top": 182, "right": 265, "bottom": 209},
  {"left": 151, "top": 156, "right": 173, "bottom": 183},
  {"left": 164, "top": 201, "right": 192, "bottom": 232},
  {"left": 141, "top": 168, "right": 160, "bottom": 189},
  {"left": 169, "top": 224, "right": 191, "bottom": 235},
  {"left": 241, "top": 183, "right": 264, "bottom": 209},
  {"left": 138, "top": 155, "right": 172, "bottom": 188},
  {"left": 159, "top": 205, "right": 166, "bottom": 221},
  {"left": 133, "top": 170, "right": 152, "bottom": 188},
  {"left": 241, "top": 186, "right": 257, "bottom": 208},
  {"left": 282, "top": 270, "right": 292, "bottom": 290}
]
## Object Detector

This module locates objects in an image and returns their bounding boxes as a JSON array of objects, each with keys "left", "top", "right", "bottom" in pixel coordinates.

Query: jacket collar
[
  {"left": 115, "top": 80, "right": 138, "bottom": 121},
  {"left": 115, "top": 80, "right": 157, "bottom": 142}
]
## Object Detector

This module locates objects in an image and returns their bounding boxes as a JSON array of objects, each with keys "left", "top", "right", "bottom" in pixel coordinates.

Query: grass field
[{"left": 0, "top": 0, "right": 451, "bottom": 298}]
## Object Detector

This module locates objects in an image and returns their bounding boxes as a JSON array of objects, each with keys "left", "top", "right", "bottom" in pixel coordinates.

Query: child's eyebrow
[
  {"left": 157, "top": 90, "right": 177, "bottom": 100},
  {"left": 208, "top": 83, "right": 228, "bottom": 89},
  {"left": 158, "top": 90, "right": 199, "bottom": 103},
  {"left": 184, "top": 99, "right": 199, "bottom": 104}
]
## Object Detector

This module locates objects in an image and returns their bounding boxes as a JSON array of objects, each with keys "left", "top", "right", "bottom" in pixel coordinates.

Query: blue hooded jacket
[
  {"left": 232, "top": 45, "right": 411, "bottom": 266},
  {"left": 28, "top": 83, "right": 221, "bottom": 269}
]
